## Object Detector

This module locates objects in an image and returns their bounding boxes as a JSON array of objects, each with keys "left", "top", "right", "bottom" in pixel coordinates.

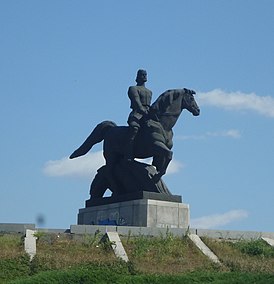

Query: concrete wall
[
  {"left": 1, "top": 223, "right": 274, "bottom": 241},
  {"left": 69, "top": 225, "right": 274, "bottom": 240},
  {"left": 0, "top": 223, "right": 35, "bottom": 234}
]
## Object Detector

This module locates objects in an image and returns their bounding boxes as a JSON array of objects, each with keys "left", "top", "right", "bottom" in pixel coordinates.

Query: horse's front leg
[{"left": 152, "top": 141, "right": 173, "bottom": 179}]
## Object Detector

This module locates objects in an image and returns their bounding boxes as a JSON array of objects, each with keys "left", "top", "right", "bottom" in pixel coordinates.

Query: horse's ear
[{"left": 183, "top": 88, "right": 196, "bottom": 95}]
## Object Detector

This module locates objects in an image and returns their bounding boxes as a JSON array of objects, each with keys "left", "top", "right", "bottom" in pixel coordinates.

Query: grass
[
  {"left": 0, "top": 234, "right": 24, "bottom": 259},
  {"left": 123, "top": 233, "right": 217, "bottom": 274},
  {"left": 233, "top": 239, "right": 274, "bottom": 257},
  {"left": 0, "top": 232, "right": 117, "bottom": 283},
  {"left": 8, "top": 267, "right": 274, "bottom": 284},
  {"left": 1, "top": 232, "right": 274, "bottom": 283},
  {"left": 202, "top": 237, "right": 274, "bottom": 273}
]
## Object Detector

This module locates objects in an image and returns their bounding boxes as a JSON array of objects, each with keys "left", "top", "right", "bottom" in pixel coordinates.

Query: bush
[
  {"left": 233, "top": 240, "right": 274, "bottom": 257},
  {"left": 0, "top": 254, "right": 31, "bottom": 282}
]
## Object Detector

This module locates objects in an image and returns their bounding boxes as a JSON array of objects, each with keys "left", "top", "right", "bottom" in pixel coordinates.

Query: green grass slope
[{"left": 1, "top": 232, "right": 274, "bottom": 283}]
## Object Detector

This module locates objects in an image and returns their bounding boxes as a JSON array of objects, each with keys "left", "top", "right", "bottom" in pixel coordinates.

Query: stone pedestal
[{"left": 78, "top": 192, "right": 189, "bottom": 228}]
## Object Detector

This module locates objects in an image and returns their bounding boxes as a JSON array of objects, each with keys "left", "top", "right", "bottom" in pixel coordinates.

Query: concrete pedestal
[{"left": 78, "top": 197, "right": 189, "bottom": 228}]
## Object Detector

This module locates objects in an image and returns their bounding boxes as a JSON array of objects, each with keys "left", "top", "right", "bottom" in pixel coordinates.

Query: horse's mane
[{"left": 150, "top": 89, "right": 182, "bottom": 115}]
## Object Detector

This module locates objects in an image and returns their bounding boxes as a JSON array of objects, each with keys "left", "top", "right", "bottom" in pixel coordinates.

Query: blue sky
[{"left": 1, "top": 1, "right": 274, "bottom": 231}]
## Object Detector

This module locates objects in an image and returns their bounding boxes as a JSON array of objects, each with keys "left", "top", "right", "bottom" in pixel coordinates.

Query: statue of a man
[{"left": 125, "top": 69, "right": 152, "bottom": 161}]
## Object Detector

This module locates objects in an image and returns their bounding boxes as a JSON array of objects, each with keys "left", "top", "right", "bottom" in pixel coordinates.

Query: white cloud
[
  {"left": 137, "top": 158, "right": 183, "bottom": 174},
  {"left": 43, "top": 151, "right": 104, "bottom": 178},
  {"left": 176, "top": 129, "right": 241, "bottom": 140},
  {"left": 206, "top": 129, "right": 241, "bottom": 139},
  {"left": 175, "top": 134, "right": 206, "bottom": 141},
  {"left": 166, "top": 159, "right": 184, "bottom": 174},
  {"left": 43, "top": 151, "right": 183, "bottom": 178},
  {"left": 191, "top": 209, "right": 248, "bottom": 229},
  {"left": 197, "top": 89, "right": 274, "bottom": 117}
]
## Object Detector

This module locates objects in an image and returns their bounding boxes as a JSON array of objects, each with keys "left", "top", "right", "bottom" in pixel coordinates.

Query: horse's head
[
  {"left": 148, "top": 88, "right": 200, "bottom": 131},
  {"left": 182, "top": 89, "right": 200, "bottom": 116}
]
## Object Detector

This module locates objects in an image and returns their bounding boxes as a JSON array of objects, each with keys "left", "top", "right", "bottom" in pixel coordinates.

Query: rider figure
[{"left": 125, "top": 69, "right": 152, "bottom": 161}]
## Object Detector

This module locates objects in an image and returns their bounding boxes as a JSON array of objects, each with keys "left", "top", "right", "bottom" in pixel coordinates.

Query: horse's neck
[
  {"left": 159, "top": 113, "right": 181, "bottom": 131},
  {"left": 151, "top": 89, "right": 184, "bottom": 131}
]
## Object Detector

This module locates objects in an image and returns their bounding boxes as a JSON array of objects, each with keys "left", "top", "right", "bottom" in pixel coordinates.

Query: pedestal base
[{"left": 78, "top": 197, "right": 189, "bottom": 228}]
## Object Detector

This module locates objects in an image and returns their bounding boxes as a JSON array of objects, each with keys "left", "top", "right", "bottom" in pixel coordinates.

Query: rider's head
[{"left": 136, "top": 69, "right": 147, "bottom": 84}]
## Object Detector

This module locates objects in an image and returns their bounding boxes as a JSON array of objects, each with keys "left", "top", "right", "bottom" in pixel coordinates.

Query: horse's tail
[{"left": 69, "top": 121, "right": 117, "bottom": 159}]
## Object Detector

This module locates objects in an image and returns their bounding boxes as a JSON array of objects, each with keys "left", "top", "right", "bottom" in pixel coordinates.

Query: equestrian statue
[{"left": 70, "top": 70, "right": 200, "bottom": 200}]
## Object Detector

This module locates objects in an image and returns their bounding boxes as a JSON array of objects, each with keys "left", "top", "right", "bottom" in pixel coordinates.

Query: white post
[
  {"left": 24, "top": 229, "right": 37, "bottom": 261},
  {"left": 188, "top": 233, "right": 220, "bottom": 264},
  {"left": 105, "top": 231, "right": 129, "bottom": 262}
]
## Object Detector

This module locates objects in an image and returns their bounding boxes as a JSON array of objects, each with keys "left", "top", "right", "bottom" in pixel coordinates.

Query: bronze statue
[
  {"left": 70, "top": 79, "right": 200, "bottom": 200},
  {"left": 125, "top": 69, "right": 152, "bottom": 161}
]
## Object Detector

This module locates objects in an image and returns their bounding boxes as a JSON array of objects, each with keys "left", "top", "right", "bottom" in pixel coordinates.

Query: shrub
[{"left": 233, "top": 240, "right": 274, "bottom": 257}]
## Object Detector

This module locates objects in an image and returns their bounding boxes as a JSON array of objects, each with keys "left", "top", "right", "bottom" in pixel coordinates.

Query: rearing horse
[{"left": 70, "top": 89, "right": 200, "bottom": 191}]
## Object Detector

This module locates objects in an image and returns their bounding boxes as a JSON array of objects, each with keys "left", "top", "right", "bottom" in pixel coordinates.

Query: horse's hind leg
[
  {"left": 104, "top": 153, "right": 121, "bottom": 196},
  {"left": 89, "top": 166, "right": 109, "bottom": 198}
]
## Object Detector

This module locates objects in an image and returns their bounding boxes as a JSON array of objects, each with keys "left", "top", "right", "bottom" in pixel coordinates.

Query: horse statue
[{"left": 70, "top": 88, "right": 200, "bottom": 198}]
